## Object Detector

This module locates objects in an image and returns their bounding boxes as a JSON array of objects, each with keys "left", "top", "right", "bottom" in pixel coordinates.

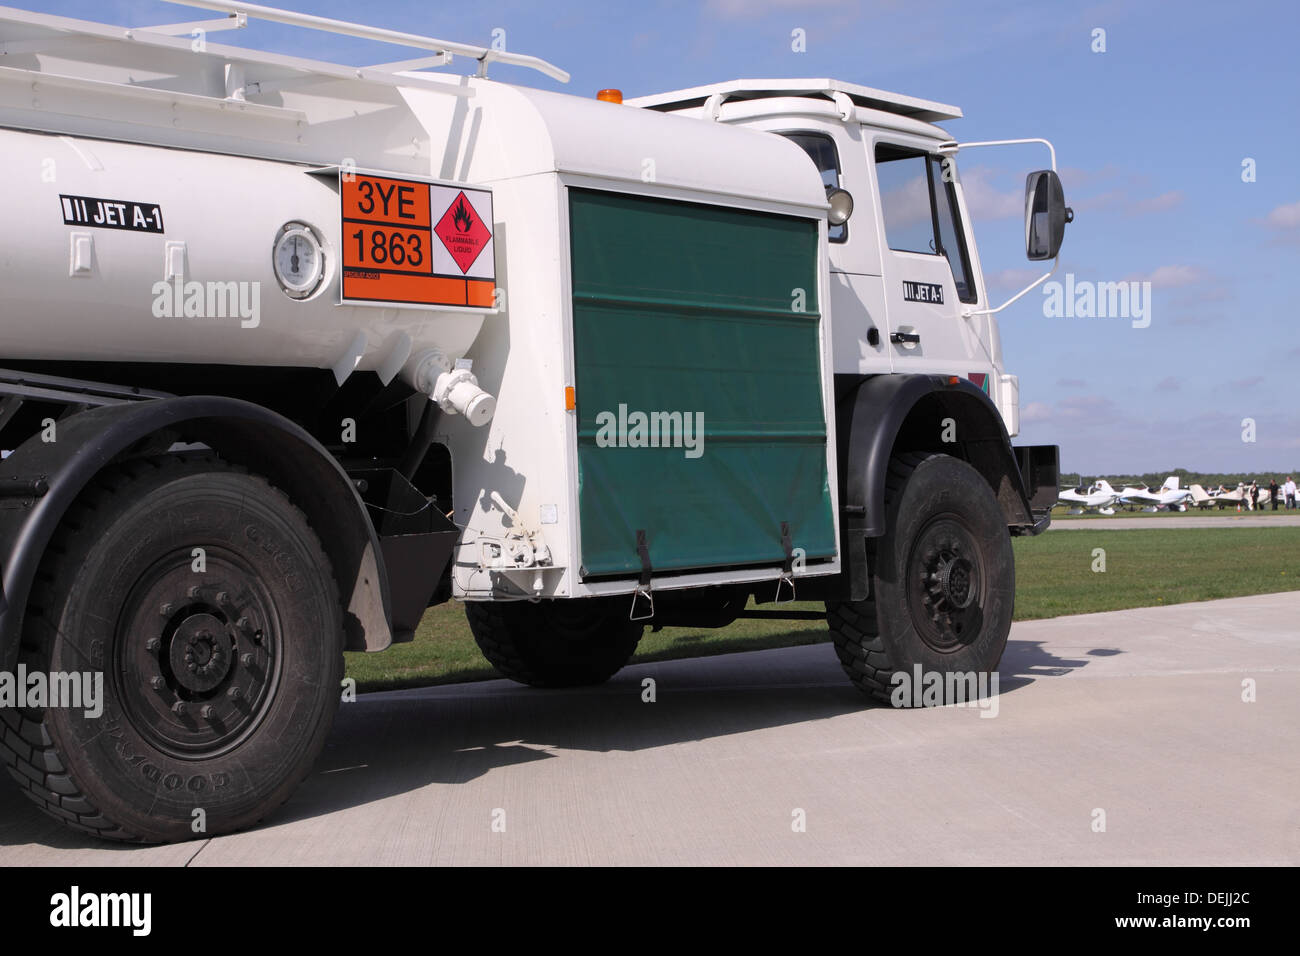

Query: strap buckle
[{"left": 630, "top": 528, "right": 655, "bottom": 621}]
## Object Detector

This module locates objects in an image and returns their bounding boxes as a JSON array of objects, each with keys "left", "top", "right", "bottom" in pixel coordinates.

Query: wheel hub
[
  {"left": 169, "top": 614, "right": 233, "bottom": 694},
  {"left": 937, "top": 555, "right": 975, "bottom": 609},
  {"left": 117, "top": 554, "right": 279, "bottom": 759},
  {"left": 906, "top": 516, "right": 985, "bottom": 652}
]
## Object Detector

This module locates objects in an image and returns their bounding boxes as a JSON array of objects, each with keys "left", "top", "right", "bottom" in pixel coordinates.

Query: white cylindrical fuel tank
[{"left": 0, "top": 128, "right": 488, "bottom": 389}]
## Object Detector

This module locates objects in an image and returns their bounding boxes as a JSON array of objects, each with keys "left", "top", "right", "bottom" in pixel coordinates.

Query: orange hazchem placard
[{"left": 340, "top": 172, "right": 495, "bottom": 309}]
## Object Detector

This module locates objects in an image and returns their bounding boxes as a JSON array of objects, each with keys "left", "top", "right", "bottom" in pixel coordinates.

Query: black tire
[
  {"left": 826, "top": 452, "right": 1014, "bottom": 704},
  {"left": 465, "top": 598, "right": 644, "bottom": 687},
  {"left": 0, "top": 456, "right": 344, "bottom": 842}
]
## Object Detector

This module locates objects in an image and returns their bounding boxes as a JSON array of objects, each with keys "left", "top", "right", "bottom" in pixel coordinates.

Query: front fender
[{"left": 835, "top": 373, "right": 1046, "bottom": 601}]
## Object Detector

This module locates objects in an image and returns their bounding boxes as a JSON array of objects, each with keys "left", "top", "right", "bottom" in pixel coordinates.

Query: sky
[{"left": 24, "top": 0, "right": 1300, "bottom": 476}]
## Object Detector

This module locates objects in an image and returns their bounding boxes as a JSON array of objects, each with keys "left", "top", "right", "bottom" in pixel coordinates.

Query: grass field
[{"left": 345, "top": 526, "right": 1300, "bottom": 693}]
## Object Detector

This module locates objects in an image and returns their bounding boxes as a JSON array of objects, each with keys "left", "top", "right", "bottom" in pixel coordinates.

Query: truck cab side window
[
  {"left": 780, "top": 131, "right": 846, "bottom": 242},
  {"left": 874, "top": 144, "right": 976, "bottom": 303},
  {"left": 875, "top": 146, "right": 934, "bottom": 255}
]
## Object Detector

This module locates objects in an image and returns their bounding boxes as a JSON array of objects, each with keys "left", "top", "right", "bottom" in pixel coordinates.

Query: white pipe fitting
[
  {"left": 432, "top": 367, "right": 496, "bottom": 426},
  {"left": 406, "top": 349, "right": 496, "bottom": 427}
]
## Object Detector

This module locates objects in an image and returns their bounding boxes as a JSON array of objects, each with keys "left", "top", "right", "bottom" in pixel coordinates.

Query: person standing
[
  {"left": 1270, "top": 477, "right": 1280, "bottom": 511},
  {"left": 1249, "top": 480, "right": 1259, "bottom": 511},
  {"left": 1286, "top": 476, "right": 1298, "bottom": 510}
]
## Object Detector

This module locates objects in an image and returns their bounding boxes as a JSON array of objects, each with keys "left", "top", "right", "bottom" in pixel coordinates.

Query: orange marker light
[
  {"left": 948, "top": 376, "right": 960, "bottom": 385},
  {"left": 565, "top": 386, "right": 576, "bottom": 410},
  {"left": 597, "top": 88, "right": 623, "bottom": 104}
]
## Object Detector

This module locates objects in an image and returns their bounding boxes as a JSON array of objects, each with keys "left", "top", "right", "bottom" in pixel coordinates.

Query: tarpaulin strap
[
  {"left": 636, "top": 529, "right": 652, "bottom": 587},
  {"left": 631, "top": 529, "right": 655, "bottom": 621},
  {"left": 775, "top": 520, "right": 795, "bottom": 604}
]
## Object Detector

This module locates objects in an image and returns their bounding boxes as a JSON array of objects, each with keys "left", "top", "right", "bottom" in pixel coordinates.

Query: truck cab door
[
  {"left": 779, "top": 128, "right": 892, "bottom": 376},
  {"left": 871, "top": 139, "right": 995, "bottom": 387}
]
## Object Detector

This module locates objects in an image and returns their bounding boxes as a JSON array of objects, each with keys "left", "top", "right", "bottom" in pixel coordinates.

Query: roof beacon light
[{"left": 597, "top": 88, "right": 623, "bottom": 104}]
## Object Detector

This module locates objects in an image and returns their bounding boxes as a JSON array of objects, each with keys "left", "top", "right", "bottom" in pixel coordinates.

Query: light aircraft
[
  {"left": 1211, "top": 483, "right": 1246, "bottom": 509},
  {"left": 1058, "top": 480, "right": 1118, "bottom": 515},
  {"left": 1118, "top": 476, "right": 1193, "bottom": 512}
]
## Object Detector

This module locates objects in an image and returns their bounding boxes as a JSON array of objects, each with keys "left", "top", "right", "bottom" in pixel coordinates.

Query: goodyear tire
[
  {"left": 826, "top": 452, "right": 1013, "bottom": 704},
  {"left": 465, "top": 598, "right": 644, "bottom": 687},
  {"left": 0, "top": 456, "right": 343, "bottom": 842}
]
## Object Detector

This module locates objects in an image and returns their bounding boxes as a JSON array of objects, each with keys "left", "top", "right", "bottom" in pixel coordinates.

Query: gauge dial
[{"left": 272, "top": 222, "right": 325, "bottom": 299}]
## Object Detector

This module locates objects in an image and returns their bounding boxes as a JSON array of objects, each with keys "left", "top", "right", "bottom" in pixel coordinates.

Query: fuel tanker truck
[{"left": 0, "top": 1, "right": 1064, "bottom": 842}]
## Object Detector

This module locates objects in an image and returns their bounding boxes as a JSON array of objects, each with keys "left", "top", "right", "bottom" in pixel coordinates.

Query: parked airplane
[
  {"left": 1059, "top": 480, "right": 1119, "bottom": 514},
  {"left": 1211, "top": 483, "right": 1246, "bottom": 509},
  {"left": 1118, "top": 476, "right": 1193, "bottom": 511},
  {"left": 1188, "top": 483, "right": 1218, "bottom": 509}
]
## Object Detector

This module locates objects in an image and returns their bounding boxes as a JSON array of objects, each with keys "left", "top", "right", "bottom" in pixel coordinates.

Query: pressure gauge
[{"left": 272, "top": 222, "right": 325, "bottom": 299}]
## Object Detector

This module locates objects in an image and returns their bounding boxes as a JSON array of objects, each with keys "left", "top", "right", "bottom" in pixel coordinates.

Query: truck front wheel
[
  {"left": 465, "top": 598, "right": 644, "bottom": 687},
  {"left": 0, "top": 456, "right": 344, "bottom": 842},
  {"left": 826, "top": 452, "right": 1014, "bottom": 704}
]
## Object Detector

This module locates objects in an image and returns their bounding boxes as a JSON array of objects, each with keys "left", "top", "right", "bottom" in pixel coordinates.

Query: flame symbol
[{"left": 453, "top": 197, "right": 473, "bottom": 233}]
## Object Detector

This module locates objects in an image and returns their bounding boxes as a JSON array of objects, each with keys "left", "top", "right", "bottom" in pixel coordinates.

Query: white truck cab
[{"left": 630, "top": 80, "right": 1015, "bottom": 432}]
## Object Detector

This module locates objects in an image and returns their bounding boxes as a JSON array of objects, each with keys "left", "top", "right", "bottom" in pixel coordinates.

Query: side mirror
[
  {"left": 826, "top": 186, "right": 854, "bottom": 226},
  {"left": 1024, "top": 169, "right": 1072, "bottom": 260}
]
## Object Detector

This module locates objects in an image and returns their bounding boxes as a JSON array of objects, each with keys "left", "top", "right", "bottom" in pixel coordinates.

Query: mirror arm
[
  {"left": 941, "top": 137, "right": 1063, "bottom": 319},
  {"left": 962, "top": 257, "right": 1059, "bottom": 318},
  {"left": 937, "top": 137, "right": 1057, "bottom": 171}
]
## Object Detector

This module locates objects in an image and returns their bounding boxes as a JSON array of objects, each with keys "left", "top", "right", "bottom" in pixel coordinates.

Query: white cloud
[
  {"left": 1128, "top": 191, "right": 1184, "bottom": 215},
  {"left": 959, "top": 167, "right": 1022, "bottom": 221},
  {"left": 1058, "top": 164, "right": 1125, "bottom": 190},
  {"left": 1123, "top": 265, "right": 1206, "bottom": 288},
  {"left": 1057, "top": 394, "right": 1117, "bottom": 418},
  {"left": 1070, "top": 189, "right": 1126, "bottom": 213},
  {"left": 1262, "top": 201, "right": 1300, "bottom": 230},
  {"left": 1021, "top": 402, "right": 1052, "bottom": 423}
]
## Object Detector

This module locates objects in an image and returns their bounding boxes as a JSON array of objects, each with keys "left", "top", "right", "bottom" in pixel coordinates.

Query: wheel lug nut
[
  {"left": 159, "top": 602, "right": 174, "bottom": 617},
  {"left": 172, "top": 701, "right": 188, "bottom": 716},
  {"left": 150, "top": 677, "right": 166, "bottom": 690},
  {"left": 146, "top": 637, "right": 161, "bottom": 653},
  {"left": 241, "top": 653, "right": 254, "bottom": 667},
  {"left": 200, "top": 705, "right": 215, "bottom": 720},
  {"left": 236, "top": 616, "right": 251, "bottom": 632},
  {"left": 216, "top": 591, "right": 229, "bottom": 605},
  {"left": 188, "top": 586, "right": 201, "bottom": 599},
  {"left": 227, "top": 686, "right": 242, "bottom": 700}
]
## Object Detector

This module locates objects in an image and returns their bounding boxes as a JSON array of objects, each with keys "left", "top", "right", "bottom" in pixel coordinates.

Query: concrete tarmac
[{"left": 1, "top": 591, "right": 1297, "bottom": 866}]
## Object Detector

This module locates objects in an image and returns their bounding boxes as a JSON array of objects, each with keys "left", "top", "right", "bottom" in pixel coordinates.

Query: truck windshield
[{"left": 780, "top": 131, "right": 846, "bottom": 242}]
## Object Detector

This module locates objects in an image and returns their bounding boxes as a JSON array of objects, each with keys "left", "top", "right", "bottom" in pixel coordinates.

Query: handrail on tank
[{"left": 160, "top": 0, "right": 570, "bottom": 83}]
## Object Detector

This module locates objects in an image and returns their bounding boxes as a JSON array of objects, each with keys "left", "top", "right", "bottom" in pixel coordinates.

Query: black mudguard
[{"left": 0, "top": 396, "right": 393, "bottom": 673}]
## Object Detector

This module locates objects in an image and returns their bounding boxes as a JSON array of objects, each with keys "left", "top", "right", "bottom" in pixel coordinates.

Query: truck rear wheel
[
  {"left": 0, "top": 456, "right": 343, "bottom": 842},
  {"left": 465, "top": 598, "right": 644, "bottom": 687},
  {"left": 826, "top": 452, "right": 1013, "bottom": 704}
]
